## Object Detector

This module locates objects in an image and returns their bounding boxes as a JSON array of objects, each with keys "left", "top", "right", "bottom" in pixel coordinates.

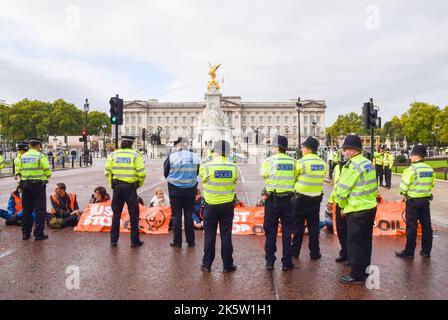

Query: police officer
[
  {"left": 105, "top": 136, "right": 146, "bottom": 247},
  {"left": 374, "top": 146, "right": 385, "bottom": 187},
  {"left": 327, "top": 161, "right": 348, "bottom": 263},
  {"left": 383, "top": 148, "right": 394, "bottom": 189},
  {"left": 14, "top": 142, "right": 29, "bottom": 180},
  {"left": 199, "top": 140, "right": 238, "bottom": 273},
  {"left": 164, "top": 137, "right": 200, "bottom": 248},
  {"left": 291, "top": 136, "right": 327, "bottom": 261},
  {"left": 16, "top": 138, "right": 51, "bottom": 241},
  {"left": 396, "top": 144, "right": 435, "bottom": 259},
  {"left": 336, "top": 135, "right": 378, "bottom": 284},
  {"left": 260, "top": 135, "right": 297, "bottom": 271}
]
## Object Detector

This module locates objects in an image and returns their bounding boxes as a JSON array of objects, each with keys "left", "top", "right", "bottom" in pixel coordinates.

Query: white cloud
[{"left": 0, "top": 0, "right": 447, "bottom": 124}]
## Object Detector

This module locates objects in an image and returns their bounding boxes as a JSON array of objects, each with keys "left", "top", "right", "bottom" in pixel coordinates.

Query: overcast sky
[{"left": 1, "top": 0, "right": 447, "bottom": 125}]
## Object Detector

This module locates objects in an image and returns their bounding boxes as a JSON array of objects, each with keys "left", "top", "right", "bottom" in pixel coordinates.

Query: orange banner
[
  {"left": 232, "top": 207, "right": 266, "bottom": 235},
  {"left": 332, "top": 199, "right": 421, "bottom": 236},
  {"left": 74, "top": 201, "right": 171, "bottom": 234}
]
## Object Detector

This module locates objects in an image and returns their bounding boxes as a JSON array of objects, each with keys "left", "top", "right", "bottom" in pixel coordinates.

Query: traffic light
[
  {"left": 295, "top": 96, "right": 302, "bottom": 112},
  {"left": 362, "top": 99, "right": 381, "bottom": 129},
  {"left": 109, "top": 95, "right": 123, "bottom": 125},
  {"left": 79, "top": 130, "right": 87, "bottom": 142},
  {"left": 142, "top": 128, "right": 146, "bottom": 141}
]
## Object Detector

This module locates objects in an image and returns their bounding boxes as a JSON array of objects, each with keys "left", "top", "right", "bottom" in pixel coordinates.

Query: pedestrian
[
  {"left": 14, "top": 142, "right": 29, "bottom": 180},
  {"left": 327, "top": 162, "right": 348, "bottom": 263},
  {"left": 396, "top": 144, "right": 435, "bottom": 259},
  {"left": 199, "top": 140, "right": 238, "bottom": 273},
  {"left": 105, "top": 136, "right": 146, "bottom": 247},
  {"left": 164, "top": 137, "right": 200, "bottom": 248},
  {"left": 374, "top": 146, "right": 385, "bottom": 187},
  {"left": 336, "top": 135, "right": 378, "bottom": 284},
  {"left": 329, "top": 147, "right": 340, "bottom": 179},
  {"left": 16, "top": 138, "right": 52, "bottom": 241},
  {"left": 260, "top": 134, "right": 297, "bottom": 271},
  {"left": 383, "top": 148, "right": 394, "bottom": 189},
  {"left": 291, "top": 136, "right": 327, "bottom": 261}
]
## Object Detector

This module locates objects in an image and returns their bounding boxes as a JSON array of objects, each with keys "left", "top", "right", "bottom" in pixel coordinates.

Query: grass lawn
[{"left": 393, "top": 159, "right": 448, "bottom": 180}]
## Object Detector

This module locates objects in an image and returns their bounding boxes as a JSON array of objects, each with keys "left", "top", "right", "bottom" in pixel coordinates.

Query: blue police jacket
[{"left": 164, "top": 149, "right": 200, "bottom": 197}]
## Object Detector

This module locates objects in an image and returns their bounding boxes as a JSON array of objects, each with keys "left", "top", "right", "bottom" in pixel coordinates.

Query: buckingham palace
[{"left": 122, "top": 95, "right": 326, "bottom": 149}]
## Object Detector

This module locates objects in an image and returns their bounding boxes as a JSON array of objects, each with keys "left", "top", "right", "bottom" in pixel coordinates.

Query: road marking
[
  {"left": 0, "top": 249, "right": 15, "bottom": 259},
  {"left": 137, "top": 180, "right": 166, "bottom": 195}
]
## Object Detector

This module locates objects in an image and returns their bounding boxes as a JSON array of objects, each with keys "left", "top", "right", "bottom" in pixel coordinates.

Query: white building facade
[{"left": 123, "top": 95, "right": 326, "bottom": 148}]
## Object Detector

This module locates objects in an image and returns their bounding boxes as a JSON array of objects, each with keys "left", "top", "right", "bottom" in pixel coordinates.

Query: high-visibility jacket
[
  {"left": 50, "top": 193, "right": 77, "bottom": 212},
  {"left": 294, "top": 153, "right": 327, "bottom": 197},
  {"left": 12, "top": 192, "right": 23, "bottom": 214},
  {"left": 400, "top": 162, "right": 435, "bottom": 199},
  {"left": 383, "top": 152, "right": 394, "bottom": 168},
  {"left": 0, "top": 155, "right": 4, "bottom": 170},
  {"left": 14, "top": 154, "right": 22, "bottom": 173},
  {"left": 328, "top": 164, "right": 341, "bottom": 203},
  {"left": 373, "top": 152, "right": 384, "bottom": 166},
  {"left": 331, "top": 151, "right": 341, "bottom": 163},
  {"left": 17, "top": 149, "right": 51, "bottom": 181},
  {"left": 199, "top": 156, "right": 238, "bottom": 205},
  {"left": 105, "top": 148, "right": 146, "bottom": 187},
  {"left": 167, "top": 149, "right": 200, "bottom": 188},
  {"left": 260, "top": 152, "right": 297, "bottom": 194},
  {"left": 336, "top": 154, "right": 378, "bottom": 214}
]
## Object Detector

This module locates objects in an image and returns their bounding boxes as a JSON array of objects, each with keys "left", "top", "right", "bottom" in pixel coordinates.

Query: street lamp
[
  {"left": 84, "top": 98, "right": 90, "bottom": 165},
  {"left": 435, "top": 124, "right": 440, "bottom": 156},
  {"left": 101, "top": 124, "right": 107, "bottom": 156},
  {"left": 295, "top": 97, "right": 302, "bottom": 158}
]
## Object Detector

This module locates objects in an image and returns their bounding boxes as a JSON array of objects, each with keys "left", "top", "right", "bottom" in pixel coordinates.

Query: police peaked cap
[
  {"left": 302, "top": 136, "right": 319, "bottom": 152},
  {"left": 411, "top": 144, "right": 427, "bottom": 157},
  {"left": 213, "top": 140, "right": 231, "bottom": 156},
  {"left": 29, "top": 138, "right": 43, "bottom": 144},
  {"left": 121, "top": 136, "right": 136, "bottom": 142},
  {"left": 342, "top": 135, "right": 363, "bottom": 150},
  {"left": 17, "top": 142, "right": 29, "bottom": 150},
  {"left": 270, "top": 135, "right": 288, "bottom": 149}
]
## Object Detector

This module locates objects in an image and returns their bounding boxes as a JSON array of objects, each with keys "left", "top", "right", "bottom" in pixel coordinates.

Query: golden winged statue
[{"left": 207, "top": 63, "right": 221, "bottom": 92}]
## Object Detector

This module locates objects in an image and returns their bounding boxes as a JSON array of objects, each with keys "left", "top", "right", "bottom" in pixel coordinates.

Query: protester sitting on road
[
  {"left": 256, "top": 188, "right": 268, "bottom": 207},
  {"left": 150, "top": 188, "right": 170, "bottom": 207},
  {"left": 193, "top": 189, "right": 205, "bottom": 229},
  {"left": 319, "top": 206, "right": 334, "bottom": 233},
  {"left": 48, "top": 183, "right": 82, "bottom": 229},
  {"left": 0, "top": 185, "right": 35, "bottom": 226},
  {"left": 89, "top": 186, "right": 111, "bottom": 204}
]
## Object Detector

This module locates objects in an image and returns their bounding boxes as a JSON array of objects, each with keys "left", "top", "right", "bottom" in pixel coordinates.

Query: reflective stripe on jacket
[
  {"left": 294, "top": 153, "right": 327, "bottom": 197},
  {"left": 17, "top": 149, "right": 51, "bottom": 181},
  {"left": 105, "top": 148, "right": 146, "bottom": 187},
  {"left": 400, "top": 162, "right": 435, "bottom": 199},
  {"left": 199, "top": 156, "right": 238, "bottom": 205},
  {"left": 336, "top": 154, "right": 378, "bottom": 214},
  {"left": 167, "top": 149, "right": 199, "bottom": 188},
  {"left": 260, "top": 153, "right": 297, "bottom": 194}
]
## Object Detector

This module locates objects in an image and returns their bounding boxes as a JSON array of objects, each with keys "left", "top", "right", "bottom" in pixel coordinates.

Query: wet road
[{"left": 0, "top": 159, "right": 447, "bottom": 299}]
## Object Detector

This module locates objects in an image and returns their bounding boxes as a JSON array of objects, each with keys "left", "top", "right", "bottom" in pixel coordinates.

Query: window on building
[
  {"left": 304, "top": 115, "right": 308, "bottom": 124},
  {"left": 158, "top": 117, "right": 162, "bottom": 123},
  {"left": 131, "top": 126, "right": 136, "bottom": 135},
  {"left": 138, "top": 116, "right": 142, "bottom": 125},
  {"left": 126, "top": 116, "right": 130, "bottom": 125},
  {"left": 285, "top": 116, "right": 289, "bottom": 123},
  {"left": 183, "top": 116, "right": 187, "bottom": 123},
  {"left": 316, "top": 116, "right": 321, "bottom": 124},
  {"left": 251, "top": 116, "right": 255, "bottom": 123},
  {"left": 131, "top": 115, "right": 136, "bottom": 124},
  {"left": 304, "top": 127, "right": 308, "bottom": 136},
  {"left": 174, "top": 116, "right": 178, "bottom": 124},
  {"left": 166, "top": 126, "right": 170, "bottom": 135},
  {"left": 293, "top": 126, "right": 297, "bottom": 135},
  {"left": 268, "top": 116, "right": 272, "bottom": 123},
  {"left": 259, "top": 116, "right": 263, "bottom": 123},
  {"left": 148, "top": 117, "right": 153, "bottom": 124},
  {"left": 125, "top": 127, "right": 129, "bottom": 135},
  {"left": 166, "top": 117, "right": 169, "bottom": 123},
  {"left": 276, "top": 116, "right": 280, "bottom": 123}
]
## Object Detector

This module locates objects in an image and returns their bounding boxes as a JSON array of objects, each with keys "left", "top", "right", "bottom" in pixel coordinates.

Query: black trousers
[
  {"left": 346, "top": 208, "right": 376, "bottom": 280},
  {"left": 170, "top": 196, "right": 195, "bottom": 245},
  {"left": 292, "top": 195, "right": 322, "bottom": 257},
  {"left": 202, "top": 202, "right": 234, "bottom": 269},
  {"left": 263, "top": 195, "right": 294, "bottom": 267},
  {"left": 329, "top": 161, "right": 334, "bottom": 179},
  {"left": 335, "top": 204, "right": 348, "bottom": 259},
  {"left": 405, "top": 198, "right": 433, "bottom": 254},
  {"left": 384, "top": 166, "right": 392, "bottom": 188},
  {"left": 62, "top": 214, "right": 80, "bottom": 228},
  {"left": 111, "top": 183, "right": 140, "bottom": 244},
  {"left": 375, "top": 165, "right": 384, "bottom": 186},
  {"left": 21, "top": 181, "right": 47, "bottom": 237}
]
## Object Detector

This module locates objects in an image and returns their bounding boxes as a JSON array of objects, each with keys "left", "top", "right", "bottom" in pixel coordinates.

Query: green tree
[
  {"left": 50, "top": 99, "right": 83, "bottom": 136},
  {"left": 401, "top": 102, "right": 441, "bottom": 145},
  {"left": 434, "top": 106, "right": 448, "bottom": 146},
  {"left": 1, "top": 99, "right": 53, "bottom": 142},
  {"left": 88, "top": 111, "right": 111, "bottom": 136},
  {"left": 327, "top": 112, "right": 369, "bottom": 138},
  {"left": 381, "top": 116, "right": 403, "bottom": 141}
]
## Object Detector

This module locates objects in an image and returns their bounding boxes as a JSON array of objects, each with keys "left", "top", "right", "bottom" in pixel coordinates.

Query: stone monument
[{"left": 195, "top": 63, "right": 233, "bottom": 149}]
